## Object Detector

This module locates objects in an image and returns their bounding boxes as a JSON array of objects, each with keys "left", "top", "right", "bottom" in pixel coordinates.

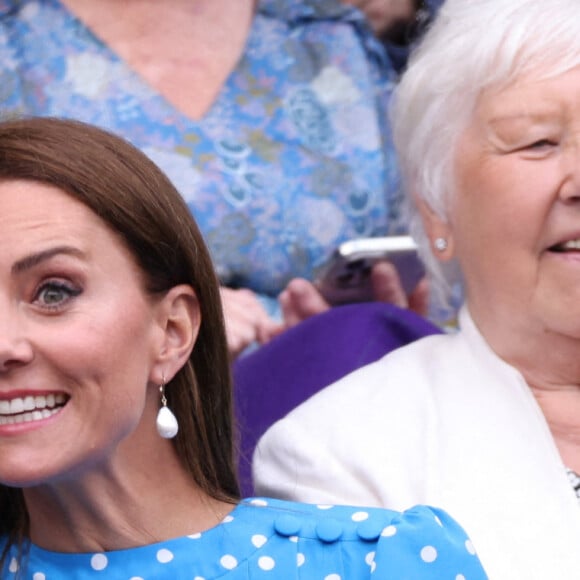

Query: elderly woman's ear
[
  {"left": 149, "top": 285, "right": 200, "bottom": 385},
  {"left": 415, "top": 197, "right": 454, "bottom": 260}
]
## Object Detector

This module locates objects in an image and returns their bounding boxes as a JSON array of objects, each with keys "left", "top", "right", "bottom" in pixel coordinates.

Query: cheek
[{"left": 44, "top": 297, "right": 158, "bottom": 392}]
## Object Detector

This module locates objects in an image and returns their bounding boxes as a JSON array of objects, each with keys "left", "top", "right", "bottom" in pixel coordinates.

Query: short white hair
[{"left": 391, "top": 0, "right": 580, "bottom": 307}]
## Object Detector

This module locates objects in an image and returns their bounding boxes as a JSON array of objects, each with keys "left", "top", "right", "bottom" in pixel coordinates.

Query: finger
[
  {"left": 281, "top": 278, "right": 330, "bottom": 328},
  {"left": 370, "top": 261, "right": 408, "bottom": 308},
  {"left": 408, "top": 277, "right": 430, "bottom": 317}
]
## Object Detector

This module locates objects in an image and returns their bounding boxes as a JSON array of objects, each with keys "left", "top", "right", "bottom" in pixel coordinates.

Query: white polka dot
[
  {"left": 365, "top": 551, "right": 376, "bottom": 565},
  {"left": 258, "top": 556, "right": 276, "bottom": 571},
  {"left": 249, "top": 499, "right": 268, "bottom": 506},
  {"left": 317, "top": 504, "right": 333, "bottom": 510},
  {"left": 32, "top": 573, "right": 46, "bottom": 580},
  {"left": 325, "top": 575, "right": 341, "bottom": 580},
  {"left": 456, "top": 575, "right": 466, "bottom": 580},
  {"left": 188, "top": 532, "right": 202, "bottom": 539},
  {"left": 194, "top": 577, "right": 206, "bottom": 580},
  {"left": 90, "top": 553, "right": 108, "bottom": 571},
  {"left": 8, "top": 558, "right": 18, "bottom": 573},
  {"left": 289, "top": 536, "right": 299, "bottom": 543},
  {"left": 252, "top": 534, "right": 268, "bottom": 548},
  {"left": 222, "top": 515, "right": 234, "bottom": 523},
  {"left": 420, "top": 546, "right": 438, "bottom": 563},
  {"left": 220, "top": 554, "right": 238, "bottom": 570},
  {"left": 156, "top": 548, "right": 174, "bottom": 563},
  {"left": 381, "top": 525, "right": 397, "bottom": 537},
  {"left": 465, "top": 539, "right": 476, "bottom": 555},
  {"left": 129, "top": 577, "right": 144, "bottom": 580},
  {"left": 352, "top": 511, "right": 369, "bottom": 522},
  {"left": 297, "top": 553, "right": 306, "bottom": 567}
]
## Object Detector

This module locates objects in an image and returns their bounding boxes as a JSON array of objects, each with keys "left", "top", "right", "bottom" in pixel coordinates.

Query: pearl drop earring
[{"left": 156, "top": 382, "right": 179, "bottom": 439}]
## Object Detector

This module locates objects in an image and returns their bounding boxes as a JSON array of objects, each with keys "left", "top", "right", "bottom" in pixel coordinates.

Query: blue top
[
  {"left": 0, "top": 0, "right": 403, "bottom": 319},
  {"left": 1, "top": 498, "right": 488, "bottom": 579}
]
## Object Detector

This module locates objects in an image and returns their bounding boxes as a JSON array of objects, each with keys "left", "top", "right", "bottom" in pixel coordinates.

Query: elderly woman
[
  {"left": 252, "top": 0, "right": 580, "bottom": 578},
  {"left": 0, "top": 118, "right": 486, "bottom": 579}
]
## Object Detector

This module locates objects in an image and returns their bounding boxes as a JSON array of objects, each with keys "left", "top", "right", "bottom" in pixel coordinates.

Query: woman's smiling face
[
  {"left": 0, "top": 179, "right": 167, "bottom": 487},
  {"left": 434, "top": 66, "right": 580, "bottom": 355}
]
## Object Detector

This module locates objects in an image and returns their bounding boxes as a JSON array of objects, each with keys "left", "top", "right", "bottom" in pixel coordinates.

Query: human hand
[
  {"left": 279, "top": 261, "right": 429, "bottom": 330},
  {"left": 220, "top": 287, "right": 283, "bottom": 358},
  {"left": 341, "top": 0, "right": 416, "bottom": 36},
  {"left": 370, "top": 260, "right": 429, "bottom": 316},
  {"left": 278, "top": 278, "right": 331, "bottom": 329}
]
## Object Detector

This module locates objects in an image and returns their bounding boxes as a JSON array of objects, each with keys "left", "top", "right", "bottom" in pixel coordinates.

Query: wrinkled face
[
  {"left": 433, "top": 66, "right": 580, "bottom": 351},
  {"left": 0, "top": 180, "right": 165, "bottom": 487}
]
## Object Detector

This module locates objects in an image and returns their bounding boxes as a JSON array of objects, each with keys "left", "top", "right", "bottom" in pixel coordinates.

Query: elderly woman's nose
[{"left": 559, "top": 146, "right": 580, "bottom": 202}]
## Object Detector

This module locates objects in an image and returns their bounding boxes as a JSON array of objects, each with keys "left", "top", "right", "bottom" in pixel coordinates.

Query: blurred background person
[{"left": 0, "top": 0, "right": 441, "bottom": 357}]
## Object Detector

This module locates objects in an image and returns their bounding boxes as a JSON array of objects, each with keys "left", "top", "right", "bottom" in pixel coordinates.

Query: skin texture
[
  {"left": 0, "top": 180, "right": 230, "bottom": 551},
  {"left": 420, "top": 66, "right": 580, "bottom": 472}
]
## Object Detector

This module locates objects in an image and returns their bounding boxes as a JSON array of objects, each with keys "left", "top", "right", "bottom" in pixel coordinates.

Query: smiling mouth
[
  {"left": 549, "top": 239, "right": 580, "bottom": 252},
  {"left": 0, "top": 393, "right": 68, "bottom": 426}
]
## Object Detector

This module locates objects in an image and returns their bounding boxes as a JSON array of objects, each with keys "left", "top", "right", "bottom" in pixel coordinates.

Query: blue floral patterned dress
[
  {"left": 0, "top": 498, "right": 488, "bottom": 579},
  {"left": 0, "top": 0, "right": 402, "bottom": 319}
]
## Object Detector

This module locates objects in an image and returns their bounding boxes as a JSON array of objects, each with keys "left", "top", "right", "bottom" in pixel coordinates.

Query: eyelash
[
  {"left": 527, "top": 139, "right": 557, "bottom": 149},
  {"left": 33, "top": 279, "right": 83, "bottom": 311}
]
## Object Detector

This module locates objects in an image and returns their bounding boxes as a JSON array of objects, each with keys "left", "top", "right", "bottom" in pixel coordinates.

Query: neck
[
  {"left": 528, "top": 383, "right": 580, "bottom": 473},
  {"left": 24, "top": 441, "right": 232, "bottom": 552},
  {"left": 469, "top": 307, "right": 580, "bottom": 472}
]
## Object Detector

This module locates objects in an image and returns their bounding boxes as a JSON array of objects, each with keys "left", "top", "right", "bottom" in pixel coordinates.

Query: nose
[
  {"left": 559, "top": 144, "right": 580, "bottom": 203},
  {"left": 0, "top": 316, "right": 34, "bottom": 372}
]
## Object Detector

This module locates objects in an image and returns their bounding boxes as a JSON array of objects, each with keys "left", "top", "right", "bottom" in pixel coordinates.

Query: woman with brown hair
[{"left": 0, "top": 117, "right": 486, "bottom": 579}]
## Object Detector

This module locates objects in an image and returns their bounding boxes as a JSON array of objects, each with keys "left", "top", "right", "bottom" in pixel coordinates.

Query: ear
[
  {"left": 415, "top": 196, "right": 455, "bottom": 261},
  {"left": 149, "top": 284, "right": 200, "bottom": 385}
]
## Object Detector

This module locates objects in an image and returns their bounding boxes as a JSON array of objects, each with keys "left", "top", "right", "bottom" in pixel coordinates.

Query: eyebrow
[{"left": 12, "top": 246, "right": 86, "bottom": 274}]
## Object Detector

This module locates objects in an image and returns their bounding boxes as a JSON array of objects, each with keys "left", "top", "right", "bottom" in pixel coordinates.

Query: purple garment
[{"left": 234, "top": 302, "right": 441, "bottom": 495}]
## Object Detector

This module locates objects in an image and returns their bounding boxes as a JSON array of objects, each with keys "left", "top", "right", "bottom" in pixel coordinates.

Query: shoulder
[
  {"left": 277, "top": 332, "right": 457, "bottom": 418},
  {"left": 238, "top": 498, "right": 486, "bottom": 578},
  {"left": 257, "top": 0, "right": 392, "bottom": 75}
]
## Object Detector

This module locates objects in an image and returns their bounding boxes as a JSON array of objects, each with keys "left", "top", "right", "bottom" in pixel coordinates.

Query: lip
[
  {"left": 546, "top": 235, "right": 580, "bottom": 252},
  {"left": 0, "top": 391, "right": 69, "bottom": 435}
]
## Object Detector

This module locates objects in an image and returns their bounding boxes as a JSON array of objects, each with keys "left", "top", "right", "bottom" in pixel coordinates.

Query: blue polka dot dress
[{"left": 1, "top": 498, "right": 487, "bottom": 579}]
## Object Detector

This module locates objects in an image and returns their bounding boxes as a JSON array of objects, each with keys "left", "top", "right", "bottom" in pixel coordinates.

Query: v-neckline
[{"left": 52, "top": 0, "right": 257, "bottom": 124}]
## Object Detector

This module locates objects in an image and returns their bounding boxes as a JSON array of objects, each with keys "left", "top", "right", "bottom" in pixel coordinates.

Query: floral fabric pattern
[{"left": 0, "top": 0, "right": 402, "bottom": 317}]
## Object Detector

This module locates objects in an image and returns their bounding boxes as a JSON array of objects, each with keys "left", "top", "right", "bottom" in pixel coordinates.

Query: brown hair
[{"left": 0, "top": 117, "right": 240, "bottom": 558}]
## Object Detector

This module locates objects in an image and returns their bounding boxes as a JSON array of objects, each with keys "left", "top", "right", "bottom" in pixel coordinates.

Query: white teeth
[
  {"left": 0, "top": 406, "right": 62, "bottom": 426},
  {"left": 559, "top": 239, "right": 580, "bottom": 250},
  {"left": 0, "top": 394, "right": 67, "bottom": 419},
  {"left": 10, "top": 399, "right": 24, "bottom": 414}
]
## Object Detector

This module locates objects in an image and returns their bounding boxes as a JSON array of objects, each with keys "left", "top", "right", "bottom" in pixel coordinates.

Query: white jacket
[{"left": 253, "top": 309, "right": 580, "bottom": 580}]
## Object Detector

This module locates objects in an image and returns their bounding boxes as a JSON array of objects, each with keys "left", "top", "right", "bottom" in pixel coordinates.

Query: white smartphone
[{"left": 314, "top": 235, "right": 425, "bottom": 306}]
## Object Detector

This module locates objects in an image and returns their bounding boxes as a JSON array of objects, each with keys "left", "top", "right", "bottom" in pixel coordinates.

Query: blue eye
[{"left": 34, "top": 281, "right": 82, "bottom": 309}]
